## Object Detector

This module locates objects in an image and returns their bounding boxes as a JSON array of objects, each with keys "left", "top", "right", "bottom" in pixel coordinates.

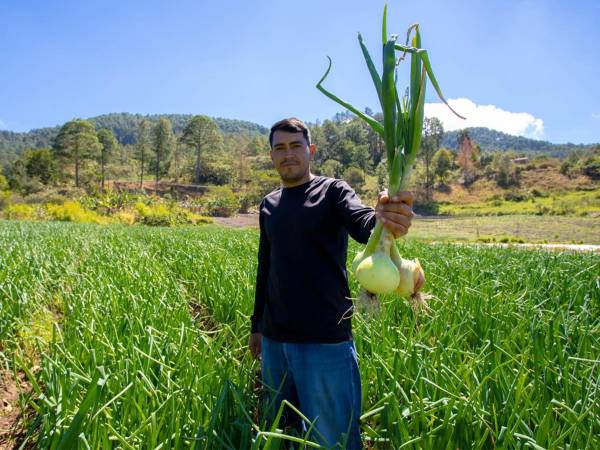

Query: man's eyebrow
[{"left": 273, "top": 140, "right": 303, "bottom": 147}]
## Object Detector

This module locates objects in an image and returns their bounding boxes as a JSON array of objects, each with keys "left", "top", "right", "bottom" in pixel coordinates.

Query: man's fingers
[
  {"left": 377, "top": 215, "right": 409, "bottom": 238},
  {"left": 378, "top": 191, "right": 390, "bottom": 204},
  {"left": 379, "top": 202, "right": 414, "bottom": 217},
  {"left": 390, "top": 191, "right": 414, "bottom": 207},
  {"left": 377, "top": 191, "right": 415, "bottom": 235},
  {"left": 377, "top": 191, "right": 414, "bottom": 212},
  {"left": 384, "top": 213, "right": 412, "bottom": 227}
]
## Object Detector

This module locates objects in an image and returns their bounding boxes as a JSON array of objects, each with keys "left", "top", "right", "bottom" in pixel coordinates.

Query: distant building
[{"left": 513, "top": 157, "right": 529, "bottom": 164}]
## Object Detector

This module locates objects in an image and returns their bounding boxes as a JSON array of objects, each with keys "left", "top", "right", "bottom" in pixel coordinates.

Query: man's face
[{"left": 270, "top": 130, "right": 316, "bottom": 184}]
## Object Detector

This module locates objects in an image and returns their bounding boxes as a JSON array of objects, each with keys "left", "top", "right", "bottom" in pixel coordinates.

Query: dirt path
[
  {"left": 212, "top": 213, "right": 259, "bottom": 228},
  {"left": 439, "top": 242, "right": 600, "bottom": 253},
  {"left": 0, "top": 370, "right": 32, "bottom": 449}
]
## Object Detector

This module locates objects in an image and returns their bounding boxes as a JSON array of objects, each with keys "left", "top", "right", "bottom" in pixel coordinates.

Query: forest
[{"left": 0, "top": 111, "right": 598, "bottom": 222}]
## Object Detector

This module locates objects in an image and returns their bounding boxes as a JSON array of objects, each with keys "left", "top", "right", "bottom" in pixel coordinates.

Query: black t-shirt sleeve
[
  {"left": 333, "top": 180, "right": 376, "bottom": 244},
  {"left": 251, "top": 200, "right": 269, "bottom": 333}
]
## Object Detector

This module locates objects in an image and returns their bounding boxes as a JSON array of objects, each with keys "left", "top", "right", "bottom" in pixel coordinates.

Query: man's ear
[
  {"left": 309, "top": 144, "right": 316, "bottom": 159},
  {"left": 269, "top": 150, "right": 274, "bottom": 161}
]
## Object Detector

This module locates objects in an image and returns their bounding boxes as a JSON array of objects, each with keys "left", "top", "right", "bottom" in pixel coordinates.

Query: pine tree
[
  {"left": 152, "top": 118, "right": 174, "bottom": 186},
  {"left": 432, "top": 147, "right": 452, "bottom": 184},
  {"left": 181, "top": 115, "right": 223, "bottom": 184},
  {"left": 135, "top": 119, "right": 151, "bottom": 188},
  {"left": 421, "top": 117, "right": 444, "bottom": 200},
  {"left": 53, "top": 119, "right": 100, "bottom": 187},
  {"left": 97, "top": 128, "right": 118, "bottom": 191}
]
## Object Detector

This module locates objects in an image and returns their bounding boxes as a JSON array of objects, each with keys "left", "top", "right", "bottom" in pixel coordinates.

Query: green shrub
[
  {"left": 45, "top": 201, "right": 109, "bottom": 224},
  {"left": 248, "top": 170, "right": 280, "bottom": 198},
  {"left": 238, "top": 193, "right": 254, "bottom": 214},
  {"left": 0, "top": 190, "right": 11, "bottom": 210},
  {"left": 342, "top": 166, "right": 365, "bottom": 192},
  {"left": 413, "top": 201, "right": 440, "bottom": 215},
  {"left": 251, "top": 155, "right": 275, "bottom": 170},
  {"left": 134, "top": 201, "right": 211, "bottom": 226},
  {"left": 237, "top": 185, "right": 269, "bottom": 213},
  {"left": 4, "top": 203, "right": 38, "bottom": 220},
  {"left": 20, "top": 177, "right": 46, "bottom": 195},
  {"left": 0, "top": 174, "right": 8, "bottom": 191},
  {"left": 79, "top": 189, "right": 140, "bottom": 213},
  {"left": 184, "top": 196, "right": 208, "bottom": 214},
  {"left": 553, "top": 201, "right": 576, "bottom": 216},
  {"left": 200, "top": 162, "right": 234, "bottom": 185},
  {"left": 24, "top": 190, "right": 68, "bottom": 205},
  {"left": 135, "top": 202, "right": 173, "bottom": 226},
  {"left": 535, "top": 204, "right": 551, "bottom": 215},
  {"left": 170, "top": 206, "right": 206, "bottom": 225},
  {"left": 581, "top": 156, "right": 600, "bottom": 179},
  {"left": 503, "top": 191, "right": 531, "bottom": 202},
  {"left": 530, "top": 188, "right": 548, "bottom": 198},
  {"left": 205, "top": 186, "right": 240, "bottom": 217},
  {"left": 114, "top": 209, "right": 137, "bottom": 225},
  {"left": 320, "top": 159, "right": 344, "bottom": 178}
]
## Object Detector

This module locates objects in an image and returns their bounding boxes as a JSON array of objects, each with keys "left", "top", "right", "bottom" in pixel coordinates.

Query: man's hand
[
  {"left": 249, "top": 332, "right": 262, "bottom": 359},
  {"left": 375, "top": 190, "right": 415, "bottom": 239}
]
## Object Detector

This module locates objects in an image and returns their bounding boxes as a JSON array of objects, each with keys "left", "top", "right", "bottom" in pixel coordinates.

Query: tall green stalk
[{"left": 316, "top": 4, "right": 464, "bottom": 257}]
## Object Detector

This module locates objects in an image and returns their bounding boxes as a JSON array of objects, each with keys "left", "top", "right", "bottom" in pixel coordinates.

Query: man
[{"left": 248, "top": 118, "right": 414, "bottom": 449}]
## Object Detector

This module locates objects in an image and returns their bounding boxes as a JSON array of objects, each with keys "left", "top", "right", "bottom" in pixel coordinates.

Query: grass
[
  {"left": 411, "top": 215, "right": 600, "bottom": 245},
  {"left": 0, "top": 220, "right": 599, "bottom": 448},
  {"left": 437, "top": 189, "right": 600, "bottom": 217}
]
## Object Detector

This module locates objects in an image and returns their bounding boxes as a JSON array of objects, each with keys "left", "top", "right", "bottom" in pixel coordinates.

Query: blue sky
[{"left": 1, "top": 0, "right": 599, "bottom": 144}]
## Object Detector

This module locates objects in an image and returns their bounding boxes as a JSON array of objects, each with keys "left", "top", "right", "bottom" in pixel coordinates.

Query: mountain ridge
[
  {"left": 442, "top": 127, "right": 596, "bottom": 157},
  {"left": 1, "top": 113, "right": 597, "bottom": 163}
]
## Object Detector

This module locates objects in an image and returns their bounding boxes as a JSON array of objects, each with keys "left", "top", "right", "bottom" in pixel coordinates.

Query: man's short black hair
[{"left": 269, "top": 117, "right": 311, "bottom": 148}]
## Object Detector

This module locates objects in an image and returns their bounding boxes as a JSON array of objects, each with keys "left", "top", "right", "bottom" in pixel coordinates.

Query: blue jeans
[{"left": 261, "top": 336, "right": 362, "bottom": 450}]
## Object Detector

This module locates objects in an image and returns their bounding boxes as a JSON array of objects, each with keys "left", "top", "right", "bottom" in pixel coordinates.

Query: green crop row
[{"left": 0, "top": 221, "right": 598, "bottom": 449}]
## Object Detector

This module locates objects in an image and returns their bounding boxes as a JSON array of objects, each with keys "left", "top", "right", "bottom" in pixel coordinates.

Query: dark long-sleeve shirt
[{"left": 251, "top": 175, "right": 376, "bottom": 343}]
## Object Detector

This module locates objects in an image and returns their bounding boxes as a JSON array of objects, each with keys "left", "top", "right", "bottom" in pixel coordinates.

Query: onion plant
[
  {"left": 317, "top": 5, "right": 465, "bottom": 310},
  {"left": 1, "top": 221, "right": 598, "bottom": 448}
]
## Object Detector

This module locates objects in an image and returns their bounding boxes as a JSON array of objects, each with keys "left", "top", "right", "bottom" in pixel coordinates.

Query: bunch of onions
[{"left": 317, "top": 4, "right": 464, "bottom": 312}]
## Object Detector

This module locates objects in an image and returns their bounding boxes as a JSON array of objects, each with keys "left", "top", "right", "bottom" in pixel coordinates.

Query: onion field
[{"left": 1, "top": 220, "right": 599, "bottom": 449}]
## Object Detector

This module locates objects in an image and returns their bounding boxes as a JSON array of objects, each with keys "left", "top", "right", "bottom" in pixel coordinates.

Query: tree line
[
  {"left": 1, "top": 112, "right": 598, "bottom": 204},
  {"left": 2, "top": 115, "right": 270, "bottom": 195}
]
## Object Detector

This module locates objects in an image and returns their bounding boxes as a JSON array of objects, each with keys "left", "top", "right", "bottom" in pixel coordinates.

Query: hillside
[
  {"left": 426, "top": 158, "right": 599, "bottom": 217},
  {"left": 2, "top": 114, "right": 599, "bottom": 172},
  {"left": 0, "top": 113, "right": 268, "bottom": 166},
  {"left": 442, "top": 127, "right": 596, "bottom": 157}
]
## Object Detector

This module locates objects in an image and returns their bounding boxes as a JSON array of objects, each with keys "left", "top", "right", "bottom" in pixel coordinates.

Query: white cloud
[
  {"left": 425, "top": 98, "right": 545, "bottom": 140},
  {"left": 592, "top": 112, "right": 600, "bottom": 120},
  {"left": 0, "top": 119, "right": 6, "bottom": 130}
]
